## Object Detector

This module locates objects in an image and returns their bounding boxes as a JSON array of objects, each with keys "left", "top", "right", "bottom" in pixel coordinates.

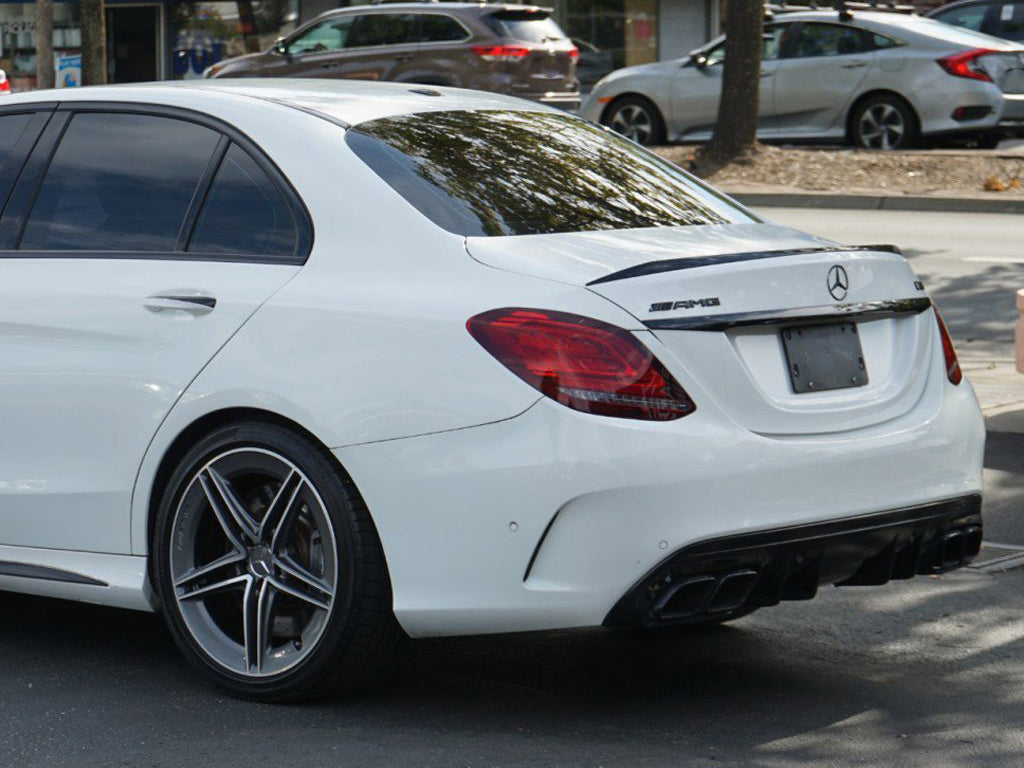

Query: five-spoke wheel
[{"left": 154, "top": 421, "right": 399, "bottom": 701}]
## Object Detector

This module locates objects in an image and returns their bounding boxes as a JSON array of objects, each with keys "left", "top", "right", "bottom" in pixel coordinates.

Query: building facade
[{"left": 0, "top": 0, "right": 716, "bottom": 88}]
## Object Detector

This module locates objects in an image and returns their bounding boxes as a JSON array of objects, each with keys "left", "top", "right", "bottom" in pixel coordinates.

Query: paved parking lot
[{"left": 2, "top": 208, "right": 1022, "bottom": 768}]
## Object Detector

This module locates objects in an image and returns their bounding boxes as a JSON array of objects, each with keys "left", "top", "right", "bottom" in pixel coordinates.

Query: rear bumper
[
  {"left": 336, "top": 336, "right": 984, "bottom": 637},
  {"left": 604, "top": 495, "right": 982, "bottom": 628}
]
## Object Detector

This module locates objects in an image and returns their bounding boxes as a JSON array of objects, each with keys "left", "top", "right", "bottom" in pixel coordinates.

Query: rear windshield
[
  {"left": 345, "top": 110, "right": 753, "bottom": 237},
  {"left": 484, "top": 10, "right": 567, "bottom": 42}
]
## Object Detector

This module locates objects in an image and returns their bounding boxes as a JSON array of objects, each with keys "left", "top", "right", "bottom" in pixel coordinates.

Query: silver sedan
[{"left": 580, "top": 10, "right": 1024, "bottom": 148}]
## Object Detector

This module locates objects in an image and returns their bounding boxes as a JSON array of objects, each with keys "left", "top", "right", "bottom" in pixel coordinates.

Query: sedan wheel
[
  {"left": 170, "top": 447, "right": 337, "bottom": 678},
  {"left": 852, "top": 97, "right": 917, "bottom": 150},
  {"left": 154, "top": 421, "right": 399, "bottom": 701},
  {"left": 604, "top": 97, "right": 666, "bottom": 146}
]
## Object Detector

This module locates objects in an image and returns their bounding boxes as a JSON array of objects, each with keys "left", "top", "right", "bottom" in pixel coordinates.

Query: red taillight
[
  {"left": 0, "top": 80, "right": 9, "bottom": 93},
  {"left": 935, "top": 310, "right": 962, "bottom": 386},
  {"left": 467, "top": 308, "right": 695, "bottom": 421},
  {"left": 936, "top": 49, "right": 996, "bottom": 82},
  {"left": 568, "top": 46, "right": 580, "bottom": 60},
  {"left": 470, "top": 44, "right": 532, "bottom": 62}
]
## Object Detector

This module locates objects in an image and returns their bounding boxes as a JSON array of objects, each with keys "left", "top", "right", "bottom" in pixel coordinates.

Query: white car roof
[{"left": 0, "top": 79, "right": 555, "bottom": 128}]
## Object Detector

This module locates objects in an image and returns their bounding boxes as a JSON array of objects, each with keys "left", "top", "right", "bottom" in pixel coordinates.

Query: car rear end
[
  {"left": 465, "top": 5, "right": 580, "bottom": 109},
  {"left": 336, "top": 105, "right": 983, "bottom": 637},
  {"left": 882, "top": 15, "right": 1024, "bottom": 140}
]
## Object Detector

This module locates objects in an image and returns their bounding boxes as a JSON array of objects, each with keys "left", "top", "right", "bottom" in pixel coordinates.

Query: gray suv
[{"left": 204, "top": 2, "right": 580, "bottom": 109}]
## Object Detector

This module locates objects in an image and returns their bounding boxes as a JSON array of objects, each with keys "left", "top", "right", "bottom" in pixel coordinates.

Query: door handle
[
  {"left": 842, "top": 61, "right": 868, "bottom": 69},
  {"left": 394, "top": 53, "right": 414, "bottom": 62},
  {"left": 760, "top": 70, "right": 773, "bottom": 77},
  {"left": 144, "top": 292, "right": 216, "bottom": 317}
]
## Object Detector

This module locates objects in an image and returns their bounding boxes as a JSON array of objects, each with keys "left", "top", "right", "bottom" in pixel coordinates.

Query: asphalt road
[{"left": 2, "top": 209, "right": 1023, "bottom": 768}]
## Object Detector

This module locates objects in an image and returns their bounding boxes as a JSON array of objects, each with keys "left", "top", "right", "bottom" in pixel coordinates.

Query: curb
[{"left": 728, "top": 191, "right": 1024, "bottom": 215}]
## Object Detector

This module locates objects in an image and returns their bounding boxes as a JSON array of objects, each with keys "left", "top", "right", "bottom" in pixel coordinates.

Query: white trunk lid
[{"left": 467, "top": 224, "right": 935, "bottom": 435}]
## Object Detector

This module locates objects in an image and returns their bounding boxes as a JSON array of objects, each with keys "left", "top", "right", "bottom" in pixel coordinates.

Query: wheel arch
[
  {"left": 141, "top": 406, "right": 385, "bottom": 595},
  {"left": 845, "top": 89, "right": 921, "bottom": 144},
  {"left": 598, "top": 91, "right": 665, "bottom": 126}
]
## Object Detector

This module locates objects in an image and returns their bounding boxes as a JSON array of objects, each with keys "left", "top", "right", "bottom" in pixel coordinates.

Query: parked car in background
[
  {"left": 0, "top": 70, "right": 9, "bottom": 95},
  {"left": 204, "top": 2, "right": 580, "bottom": 109},
  {"left": 928, "top": 0, "right": 1024, "bottom": 42},
  {"left": 580, "top": 10, "right": 1024, "bottom": 148},
  {"left": 928, "top": 0, "right": 1024, "bottom": 132},
  {"left": 571, "top": 37, "right": 616, "bottom": 90}
]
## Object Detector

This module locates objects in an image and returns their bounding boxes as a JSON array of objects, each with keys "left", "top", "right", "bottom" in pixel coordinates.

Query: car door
[
  {"left": 267, "top": 15, "right": 357, "bottom": 78},
  {"left": 0, "top": 106, "right": 308, "bottom": 554},
  {"left": 770, "top": 22, "right": 877, "bottom": 137},
  {"left": 329, "top": 12, "right": 421, "bottom": 81},
  {"left": 669, "top": 24, "right": 789, "bottom": 140},
  {"left": 409, "top": 12, "right": 475, "bottom": 88}
]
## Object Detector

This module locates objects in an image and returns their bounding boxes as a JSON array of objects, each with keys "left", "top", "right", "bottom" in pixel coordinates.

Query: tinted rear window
[
  {"left": 189, "top": 144, "right": 298, "bottom": 258},
  {"left": 484, "top": 10, "right": 567, "bottom": 42},
  {"left": 0, "top": 112, "right": 34, "bottom": 206},
  {"left": 21, "top": 112, "right": 219, "bottom": 251},
  {"left": 346, "top": 110, "right": 752, "bottom": 237}
]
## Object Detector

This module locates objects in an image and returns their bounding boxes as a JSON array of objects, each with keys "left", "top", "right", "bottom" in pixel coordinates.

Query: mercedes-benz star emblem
[{"left": 827, "top": 265, "right": 849, "bottom": 301}]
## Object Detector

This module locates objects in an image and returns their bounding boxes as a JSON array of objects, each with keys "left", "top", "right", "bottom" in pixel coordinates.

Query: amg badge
[{"left": 649, "top": 297, "right": 721, "bottom": 313}]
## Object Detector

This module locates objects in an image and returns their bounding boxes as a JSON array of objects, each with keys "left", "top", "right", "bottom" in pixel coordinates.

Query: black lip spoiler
[
  {"left": 644, "top": 297, "right": 932, "bottom": 332},
  {"left": 586, "top": 244, "right": 903, "bottom": 286}
]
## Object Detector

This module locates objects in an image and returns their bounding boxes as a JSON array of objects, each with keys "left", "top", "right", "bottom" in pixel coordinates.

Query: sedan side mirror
[
  {"left": 274, "top": 37, "right": 289, "bottom": 56},
  {"left": 689, "top": 52, "right": 708, "bottom": 69}
]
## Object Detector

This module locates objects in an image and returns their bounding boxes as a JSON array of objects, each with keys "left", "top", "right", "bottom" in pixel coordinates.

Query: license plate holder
[{"left": 781, "top": 322, "right": 868, "bottom": 394}]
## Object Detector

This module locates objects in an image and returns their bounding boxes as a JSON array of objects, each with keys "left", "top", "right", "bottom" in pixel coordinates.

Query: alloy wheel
[
  {"left": 169, "top": 447, "right": 338, "bottom": 678},
  {"left": 610, "top": 104, "right": 654, "bottom": 145},
  {"left": 858, "top": 103, "right": 906, "bottom": 150}
]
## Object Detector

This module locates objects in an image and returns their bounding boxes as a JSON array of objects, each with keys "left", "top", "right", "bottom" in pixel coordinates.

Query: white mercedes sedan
[{"left": 0, "top": 81, "right": 983, "bottom": 701}]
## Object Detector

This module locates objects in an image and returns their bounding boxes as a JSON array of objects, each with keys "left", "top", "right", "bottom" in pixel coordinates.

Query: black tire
[
  {"left": 152, "top": 420, "right": 401, "bottom": 702},
  {"left": 850, "top": 94, "right": 919, "bottom": 150},
  {"left": 602, "top": 95, "right": 666, "bottom": 146}
]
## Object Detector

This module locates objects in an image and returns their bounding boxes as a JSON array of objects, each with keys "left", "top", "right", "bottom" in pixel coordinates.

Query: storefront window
[
  {"left": 171, "top": 1, "right": 299, "bottom": 79},
  {"left": 552, "top": 0, "right": 658, "bottom": 88},
  {"left": 0, "top": 3, "right": 81, "bottom": 91}
]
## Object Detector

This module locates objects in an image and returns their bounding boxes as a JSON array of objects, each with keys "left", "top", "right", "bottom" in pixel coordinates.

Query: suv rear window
[
  {"left": 484, "top": 10, "right": 566, "bottom": 42},
  {"left": 346, "top": 110, "right": 752, "bottom": 237}
]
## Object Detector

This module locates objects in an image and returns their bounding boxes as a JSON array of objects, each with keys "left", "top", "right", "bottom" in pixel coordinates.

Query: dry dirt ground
[{"left": 654, "top": 144, "right": 1024, "bottom": 197}]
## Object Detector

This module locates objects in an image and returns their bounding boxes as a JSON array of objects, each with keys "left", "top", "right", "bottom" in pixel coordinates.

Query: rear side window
[
  {"left": 348, "top": 13, "right": 419, "bottom": 47},
  {"left": 420, "top": 14, "right": 469, "bottom": 43},
  {"left": 995, "top": 3, "right": 1024, "bottom": 39},
  {"left": 189, "top": 144, "right": 298, "bottom": 258},
  {"left": 484, "top": 10, "right": 567, "bottom": 43},
  {"left": 0, "top": 112, "right": 35, "bottom": 203},
  {"left": 788, "top": 23, "right": 875, "bottom": 57},
  {"left": 20, "top": 112, "right": 219, "bottom": 251},
  {"left": 932, "top": 4, "right": 988, "bottom": 30},
  {"left": 346, "top": 110, "right": 752, "bottom": 237}
]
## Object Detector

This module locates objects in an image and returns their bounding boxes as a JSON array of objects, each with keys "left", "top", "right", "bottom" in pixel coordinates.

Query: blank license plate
[{"left": 781, "top": 322, "right": 868, "bottom": 394}]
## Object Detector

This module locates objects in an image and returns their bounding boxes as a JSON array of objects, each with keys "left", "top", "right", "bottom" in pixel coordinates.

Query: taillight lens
[
  {"left": 935, "top": 310, "right": 962, "bottom": 386},
  {"left": 936, "top": 49, "right": 996, "bottom": 82},
  {"left": 470, "top": 44, "right": 532, "bottom": 62},
  {"left": 568, "top": 46, "right": 580, "bottom": 60},
  {"left": 467, "top": 308, "right": 695, "bottom": 421}
]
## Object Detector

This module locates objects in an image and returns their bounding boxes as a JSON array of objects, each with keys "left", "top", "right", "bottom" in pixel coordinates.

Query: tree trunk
[
  {"left": 80, "top": 0, "right": 107, "bottom": 86},
  {"left": 699, "top": 0, "right": 763, "bottom": 172},
  {"left": 35, "top": 0, "right": 55, "bottom": 90}
]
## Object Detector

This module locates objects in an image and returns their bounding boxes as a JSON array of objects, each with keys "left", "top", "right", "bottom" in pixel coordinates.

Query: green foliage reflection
[{"left": 348, "top": 110, "right": 743, "bottom": 237}]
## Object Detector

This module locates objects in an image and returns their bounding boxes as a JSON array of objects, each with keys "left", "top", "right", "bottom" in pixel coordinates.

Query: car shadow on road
[{"left": 2, "top": 568, "right": 1023, "bottom": 768}]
